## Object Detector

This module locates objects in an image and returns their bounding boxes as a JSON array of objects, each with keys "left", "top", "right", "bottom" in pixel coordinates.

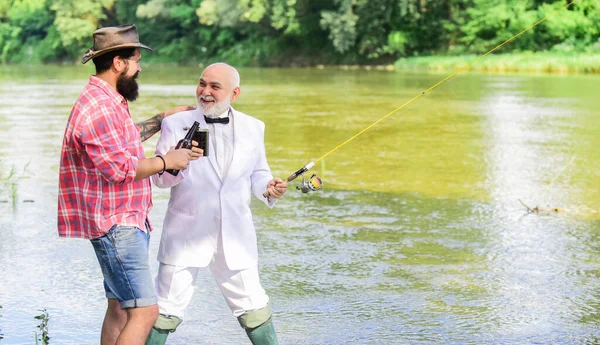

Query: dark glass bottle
[{"left": 166, "top": 121, "right": 200, "bottom": 176}]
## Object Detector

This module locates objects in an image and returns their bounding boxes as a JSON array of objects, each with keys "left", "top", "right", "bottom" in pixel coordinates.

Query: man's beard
[
  {"left": 197, "top": 95, "right": 230, "bottom": 117},
  {"left": 117, "top": 68, "right": 139, "bottom": 102}
]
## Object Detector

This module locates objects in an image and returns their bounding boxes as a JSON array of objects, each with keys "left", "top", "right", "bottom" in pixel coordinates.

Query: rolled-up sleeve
[{"left": 79, "top": 103, "right": 138, "bottom": 185}]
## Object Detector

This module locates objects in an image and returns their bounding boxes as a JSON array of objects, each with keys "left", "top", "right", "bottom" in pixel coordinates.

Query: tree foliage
[{"left": 0, "top": 0, "right": 598, "bottom": 65}]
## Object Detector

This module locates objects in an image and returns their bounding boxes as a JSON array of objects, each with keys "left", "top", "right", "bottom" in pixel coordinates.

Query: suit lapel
[
  {"left": 196, "top": 111, "right": 223, "bottom": 182},
  {"left": 224, "top": 109, "right": 243, "bottom": 185}
]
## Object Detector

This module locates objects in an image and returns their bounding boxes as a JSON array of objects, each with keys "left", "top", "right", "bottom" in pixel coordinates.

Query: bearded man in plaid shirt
[{"left": 57, "top": 25, "right": 203, "bottom": 345}]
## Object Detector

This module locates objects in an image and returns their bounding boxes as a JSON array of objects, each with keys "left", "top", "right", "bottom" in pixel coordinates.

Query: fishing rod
[{"left": 288, "top": 0, "right": 580, "bottom": 193}]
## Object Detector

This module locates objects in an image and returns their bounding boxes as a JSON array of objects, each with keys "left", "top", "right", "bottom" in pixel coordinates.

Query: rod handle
[{"left": 286, "top": 162, "right": 315, "bottom": 182}]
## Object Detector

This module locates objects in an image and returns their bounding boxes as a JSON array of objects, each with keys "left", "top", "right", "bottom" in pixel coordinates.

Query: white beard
[{"left": 197, "top": 96, "right": 230, "bottom": 117}]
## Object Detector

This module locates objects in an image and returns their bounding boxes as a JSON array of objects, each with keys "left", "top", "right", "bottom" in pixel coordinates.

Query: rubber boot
[
  {"left": 245, "top": 319, "right": 279, "bottom": 345},
  {"left": 145, "top": 314, "right": 181, "bottom": 345},
  {"left": 145, "top": 327, "right": 170, "bottom": 345}
]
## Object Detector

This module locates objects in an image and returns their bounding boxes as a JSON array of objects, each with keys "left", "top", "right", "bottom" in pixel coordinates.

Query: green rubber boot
[
  {"left": 245, "top": 319, "right": 279, "bottom": 345},
  {"left": 145, "top": 314, "right": 182, "bottom": 345},
  {"left": 145, "top": 327, "right": 170, "bottom": 345},
  {"left": 238, "top": 304, "right": 279, "bottom": 345}
]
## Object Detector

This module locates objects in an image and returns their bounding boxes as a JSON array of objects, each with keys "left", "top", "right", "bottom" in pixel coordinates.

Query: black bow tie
[{"left": 205, "top": 116, "right": 229, "bottom": 124}]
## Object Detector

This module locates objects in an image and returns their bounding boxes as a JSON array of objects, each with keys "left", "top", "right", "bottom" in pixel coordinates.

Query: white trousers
[{"left": 155, "top": 233, "right": 269, "bottom": 319}]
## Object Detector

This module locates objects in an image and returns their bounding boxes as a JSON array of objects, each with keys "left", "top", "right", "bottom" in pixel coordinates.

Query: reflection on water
[{"left": 0, "top": 66, "right": 599, "bottom": 344}]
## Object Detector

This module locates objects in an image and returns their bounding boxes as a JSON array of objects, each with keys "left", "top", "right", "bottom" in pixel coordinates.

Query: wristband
[{"left": 156, "top": 155, "right": 166, "bottom": 176}]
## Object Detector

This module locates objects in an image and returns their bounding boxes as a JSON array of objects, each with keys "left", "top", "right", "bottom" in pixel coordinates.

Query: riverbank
[
  {"left": 4, "top": 52, "right": 600, "bottom": 76},
  {"left": 395, "top": 52, "right": 600, "bottom": 74},
  {"left": 255, "top": 52, "right": 600, "bottom": 75}
]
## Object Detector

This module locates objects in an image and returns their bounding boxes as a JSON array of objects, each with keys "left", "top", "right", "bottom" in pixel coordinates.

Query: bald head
[
  {"left": 196, "top": 62, "right": 241, "bottom": 117},
  {"left": 201, "top": 62, "right": 240, "bottom": 89}
]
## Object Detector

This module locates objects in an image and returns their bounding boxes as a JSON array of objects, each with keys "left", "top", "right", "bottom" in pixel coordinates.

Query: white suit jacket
[{"left": 152, "top": 107, "right": 275, "bottom": 270}]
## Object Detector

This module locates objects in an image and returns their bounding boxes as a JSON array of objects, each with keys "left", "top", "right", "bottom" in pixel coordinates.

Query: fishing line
[{"left": 286, "top": 0, "right": 580, "bottom": 188}]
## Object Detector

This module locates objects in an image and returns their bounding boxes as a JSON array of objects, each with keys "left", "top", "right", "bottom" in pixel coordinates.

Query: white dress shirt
[{"left": 206, "top": 108, "right": 234, "bottom": 178}]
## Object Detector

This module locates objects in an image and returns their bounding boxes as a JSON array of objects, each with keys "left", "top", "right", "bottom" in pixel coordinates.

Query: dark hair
[{"left": 92, "top": 48, "right": 136, "bottom": 74}]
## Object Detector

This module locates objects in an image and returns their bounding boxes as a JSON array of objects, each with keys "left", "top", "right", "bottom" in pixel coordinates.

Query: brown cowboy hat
[{"left": 81, "top": 24, "right": 153, "bottom": 64}]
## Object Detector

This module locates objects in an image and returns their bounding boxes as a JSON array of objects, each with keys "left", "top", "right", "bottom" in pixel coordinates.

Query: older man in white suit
[{"left": 146, "top": 63, "right": 287, "bottom": 345}]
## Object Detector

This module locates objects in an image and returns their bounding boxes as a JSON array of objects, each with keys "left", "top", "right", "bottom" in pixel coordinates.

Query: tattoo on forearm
[{"left": 137, "top": 113, "right": 164, "bottom": 142}]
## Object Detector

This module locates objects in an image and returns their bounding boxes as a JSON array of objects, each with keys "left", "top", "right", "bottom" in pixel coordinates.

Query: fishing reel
[
  {"left": 296, "top": 173, "right": 323, "bottom": 193},
  {"left": 286, "top": 161, "right": 323, "bottom": 193}
]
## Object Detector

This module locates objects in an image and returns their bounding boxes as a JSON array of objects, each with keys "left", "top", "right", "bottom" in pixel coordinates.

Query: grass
[
  {"left": 0, "top": 161, "right": 31, "bottom": 208},
  {"left": 0, "top": 306, "right": 51, "bottom": 344},
  {"left": 0, "top": 305, "right": 3, "bottom": 341},
  {"left": 395, "top": 52, "right": 600, "bottom": 74},
  {"left": 34, "top": 309, "right": 50, "bottom": 345}
]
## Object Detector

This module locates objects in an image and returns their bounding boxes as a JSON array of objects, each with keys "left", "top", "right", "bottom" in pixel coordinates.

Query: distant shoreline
[
  {"left": 3, "top": 52, "right": 600, "bottom": 75},
  {"left": 394, "top": 52, "right": 600, "bottom": 74}
]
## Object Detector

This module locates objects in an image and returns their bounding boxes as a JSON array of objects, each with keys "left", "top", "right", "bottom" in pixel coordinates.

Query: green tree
[
  {"left": 0, "top": 0, "right": 598, "bottom": 65},
  {"left": 0, "top": 0, "right": 54, "bottom": 62},
  {"left": 51, "top": 0, "right": 115, "bottom": 47},
  {"left": 538, "top": 0, "right": 600, "bottom": 52},
  {"left": 451, "top": 0, "right": 600, "bottom": 54}
]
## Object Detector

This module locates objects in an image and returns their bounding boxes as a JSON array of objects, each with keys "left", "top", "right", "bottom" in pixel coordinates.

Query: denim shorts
[{"left": 90, "top": 224, "right": 157, "bottom": 309}]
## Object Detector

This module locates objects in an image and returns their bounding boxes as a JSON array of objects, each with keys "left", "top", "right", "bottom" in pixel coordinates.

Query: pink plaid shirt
[{"left": 57, "top": 75, "right": 153, "bottom": 239}]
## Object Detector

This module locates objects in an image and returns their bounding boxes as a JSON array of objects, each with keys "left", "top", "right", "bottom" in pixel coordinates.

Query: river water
[{"left": 0, "top": 65, "right": 599, "bottom": 344}]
